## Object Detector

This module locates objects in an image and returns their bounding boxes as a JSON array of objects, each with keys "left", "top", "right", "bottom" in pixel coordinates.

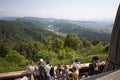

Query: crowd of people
[{"left": 26, "top": 55, "right": 105, "bottom": 80}]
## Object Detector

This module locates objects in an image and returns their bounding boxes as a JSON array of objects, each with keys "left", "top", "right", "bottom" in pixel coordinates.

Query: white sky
[{"left": 0, "top": 0, "right": 119, "bottom": 20}]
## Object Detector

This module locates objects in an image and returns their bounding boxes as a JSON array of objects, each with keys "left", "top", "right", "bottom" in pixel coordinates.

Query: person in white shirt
[
  {"left": 28, "top": 61, "right": 35, "bottom": 72},
  {"left": 27, "top": 61, "right": 35, "bottom": 80},
  {"left": 44, "top": 61, "right": 51, "bottom": 80},
  {"left": 72, "top": 59, "right": 81, "bottom": 70}
]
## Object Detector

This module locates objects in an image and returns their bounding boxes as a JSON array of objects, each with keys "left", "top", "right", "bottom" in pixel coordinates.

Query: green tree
[
  {"left": 44, "top": 36, "right": 53, "bottom": 51},
  {"left": 0, "top": 39, "right": 13, "bottom": 57},
  {"left": 57, "top": 47, "right": 76, "bottom": 60},
  {"left": 16, "top": 43, "right": 28, "bottom": 58},
  {"left": 64, "top": 33, "right": 82, "bottom": 50},
  {"left": 33, "top": 50, "right": 56, "bottom": 62},
  {"left": 0, "top": 45, "right": 9, "bottom": 57},
  {"left": 28, "top": 42, "right": 46, "bottom": 59},
  {"left": 53, "top": 38, "right": 64, "bottom": 52},
  {"left": 83, "top": 40, "right": 92, "bottom": 48},
  {"left": 91, "top": 40, "right": 100, "bottom": 46},
  {"left": 5, "top": 50, "right": 26, "bottom": 63}
]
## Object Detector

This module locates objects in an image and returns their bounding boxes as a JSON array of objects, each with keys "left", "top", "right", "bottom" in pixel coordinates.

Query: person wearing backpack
[{"left": 38, "top": 59, "right": 46, "bottom": 80}]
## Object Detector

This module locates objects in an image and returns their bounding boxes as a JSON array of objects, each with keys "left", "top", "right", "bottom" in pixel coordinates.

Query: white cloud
[{"left": 0, "top": 8, "right": 7, "bottom": 12}]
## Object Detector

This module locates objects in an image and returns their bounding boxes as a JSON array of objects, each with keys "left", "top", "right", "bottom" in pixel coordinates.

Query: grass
[{"left": 0, "top": 66, "right": 27, "bottom": 73}]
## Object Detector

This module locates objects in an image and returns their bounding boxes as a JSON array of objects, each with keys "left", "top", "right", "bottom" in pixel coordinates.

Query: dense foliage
[{"left": 0, "top": 20, "right": 109, "bottom": 73}]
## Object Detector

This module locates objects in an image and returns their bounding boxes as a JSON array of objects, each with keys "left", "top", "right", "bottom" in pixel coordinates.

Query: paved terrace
[{"left": 80, "top": 69, "right": 120, "bottom": 80}]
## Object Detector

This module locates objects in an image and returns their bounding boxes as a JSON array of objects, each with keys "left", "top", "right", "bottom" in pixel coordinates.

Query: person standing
[
  {"left": 50, "top": 67, "right": 56, "bottom": 80},
  {"left": 72, "top": 67, "right": 79, "bottom": 80},
  {"left": 44, "top": 61, "right": 51, "bottom": 80},
  {"left": 27, "top": 61, "right": 35, "bottom": 80},
  {"left": 38, "top": 59, "right": 46, "bottom": 80},
  {"left": 63, "top": 65, "right": 69, "bottom": 80},
  {"left": 72, "top": 59, "right": 81, "bottom": 70},
  {"left": 89, "top": 60, "right": 96, "bottom": 76}
]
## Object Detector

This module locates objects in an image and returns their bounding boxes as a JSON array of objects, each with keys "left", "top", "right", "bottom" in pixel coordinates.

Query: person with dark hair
[
  {"left": 92, "top": 55, "right": 99, "bottom": 63},
  {"left": 55, "top": 64, "right": 64, "bottom": 80},
  {"left": 92, "top": 55, "right": 100, "bottom": 74},
  {"left": 50, "top": 67, "right": 56, "bottom": 80},
  {"left": 89, "top": 60, "right": 96, "bottom": 76},
  {"left": 72, "top": 59, "right": 81, "bottom": 70},
  {"left": 63, "top": 65, "right": 69, "bottom": 80},
  {"left": 72, "top": 59, "right": 80, "bottom": 78},
  {"left": 38, "top": 61, "right": 46, "bottom": 80},
  {"left": 99, "top": 62, "right": 105, "bottom": 73}
]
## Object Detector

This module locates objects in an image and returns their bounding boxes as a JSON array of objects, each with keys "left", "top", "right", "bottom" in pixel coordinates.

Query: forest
[{"left": 0, "top": 20, "right": 109, "bottom": 73}]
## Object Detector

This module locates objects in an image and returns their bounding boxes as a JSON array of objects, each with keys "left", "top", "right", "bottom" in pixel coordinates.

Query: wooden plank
[{"left": 0, "top": 70, "right": 28, "bottom": 80}]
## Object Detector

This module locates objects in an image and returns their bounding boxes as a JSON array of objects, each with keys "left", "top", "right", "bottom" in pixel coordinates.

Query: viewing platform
[
  {"left": 0, "top": 69, "right": 119, "bottom": 80},
  {"left": 0, "top": 62, "right": 105, "bottom": 80}
]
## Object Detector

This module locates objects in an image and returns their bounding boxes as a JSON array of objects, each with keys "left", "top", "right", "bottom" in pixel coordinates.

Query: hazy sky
[{"left": 0, "top": 0, "right": 119, "bottom": 20}]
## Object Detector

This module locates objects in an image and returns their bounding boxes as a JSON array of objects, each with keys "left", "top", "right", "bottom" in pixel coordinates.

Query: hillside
[
  {"left": 0, "top": 18, "right": 109, "bottom": 73},
  {"left": 0, "top": 20, "right": 60, "bottom": 43},
  {"left": 0, "top": 17, "right": 113, "bottom": 41}
]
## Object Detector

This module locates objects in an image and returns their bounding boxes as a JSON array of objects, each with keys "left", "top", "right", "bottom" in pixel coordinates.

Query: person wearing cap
[{"left": 38, "top": 58, "right": 44, "bottom": 65}]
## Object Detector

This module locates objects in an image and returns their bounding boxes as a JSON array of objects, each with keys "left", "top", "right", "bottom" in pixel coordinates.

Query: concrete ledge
[{"left": 96, "top": 69, "right": 120, "bottom": 80}]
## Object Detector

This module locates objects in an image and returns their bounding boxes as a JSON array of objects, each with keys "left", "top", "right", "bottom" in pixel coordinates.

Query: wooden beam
[{"left": 0, "top": 70, "right": 28, "bottom": 80}]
